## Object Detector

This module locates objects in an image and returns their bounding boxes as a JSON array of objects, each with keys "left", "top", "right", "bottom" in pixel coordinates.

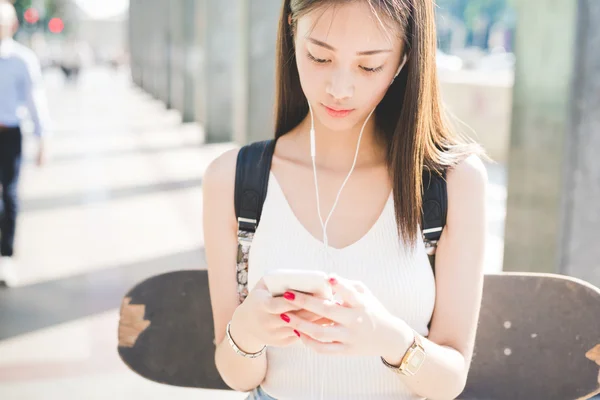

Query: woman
[{"left": 203, "top": 1, "right": 487, "bottom": 399}]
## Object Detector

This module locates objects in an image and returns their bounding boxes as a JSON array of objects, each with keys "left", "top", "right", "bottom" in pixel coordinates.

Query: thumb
[
  {"left": 254, "top": 278, "right": 267, "bottom": 290},
  {"left": 327, "top": 274, "right": 362, "bottom": 308}
]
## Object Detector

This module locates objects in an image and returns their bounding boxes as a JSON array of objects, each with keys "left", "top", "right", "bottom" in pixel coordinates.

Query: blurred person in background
[
  {"left": 59, "top": 38, "right": 86, "bottom": 83},
  {"left": 0, "top": 0, "right": 51, "bottom": 287}
]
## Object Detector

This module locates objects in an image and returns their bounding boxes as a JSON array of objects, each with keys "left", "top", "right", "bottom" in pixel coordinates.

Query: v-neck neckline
[{"left": 268, "top": 171, "right": 392, "bottom": 253}]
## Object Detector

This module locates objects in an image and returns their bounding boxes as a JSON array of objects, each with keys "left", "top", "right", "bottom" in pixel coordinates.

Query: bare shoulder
[
  {"left": 444, "top": 154, "right": 488, "bottom": 226},
  {"left": 203, "top": 148, "right": 240, "bottom": 224},
  {"left": 203, "top": 148, "right": 240, "bottom": 197},
  {"left": 446, "top": 154, "right": 488, "bottom": 195}
]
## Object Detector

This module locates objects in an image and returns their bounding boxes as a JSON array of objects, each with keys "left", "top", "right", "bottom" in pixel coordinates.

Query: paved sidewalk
[{"left": 0, "top": 67, "right": 244, "bottom": 400}]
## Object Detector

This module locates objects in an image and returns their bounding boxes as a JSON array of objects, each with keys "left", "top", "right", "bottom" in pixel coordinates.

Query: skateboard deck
[
  {"left": 117, "top": 270, "right": 600, "bottom": 399},
  {"left": 460, "top": 273, "right": 600, "bottom": 400}
]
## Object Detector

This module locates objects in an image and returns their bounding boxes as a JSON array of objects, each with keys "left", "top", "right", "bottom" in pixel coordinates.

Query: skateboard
[
  {"left": 117, "top": 270, "right": 600, "bottom": 399},
  {"left": 460, "top": 273, "right": 600, "bottom": 400}
]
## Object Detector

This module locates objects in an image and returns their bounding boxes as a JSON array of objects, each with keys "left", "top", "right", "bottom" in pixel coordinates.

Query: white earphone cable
[{"left": 308, "top": 102, "right": 376, "bottom": 251}]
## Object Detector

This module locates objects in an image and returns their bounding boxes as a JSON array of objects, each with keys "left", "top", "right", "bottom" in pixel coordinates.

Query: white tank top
[{"left": 247, "top": 172, "right": 436, "bottom": 400}]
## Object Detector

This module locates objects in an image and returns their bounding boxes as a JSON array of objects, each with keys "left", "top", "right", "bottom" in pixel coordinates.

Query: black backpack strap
[
  {"left": 234, "top": 139, "right": 276, "bottom": 303},
  {"left": 421, "top": 169, "right": 448, "bottom": 274}
]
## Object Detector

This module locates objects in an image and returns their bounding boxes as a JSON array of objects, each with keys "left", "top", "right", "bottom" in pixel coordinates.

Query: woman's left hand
[{"left": 281, "top": 274, "right": 408, "bottom": 356}]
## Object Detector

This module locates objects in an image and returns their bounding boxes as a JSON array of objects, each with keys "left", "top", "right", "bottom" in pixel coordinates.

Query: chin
[{"left": 321, "top": 119, "right": 358, "bottom": 133}]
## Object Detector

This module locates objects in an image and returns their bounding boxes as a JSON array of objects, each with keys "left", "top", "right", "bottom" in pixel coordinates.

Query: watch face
[{"left": 406, "top": 349, "right": 426, "bottom": 373}]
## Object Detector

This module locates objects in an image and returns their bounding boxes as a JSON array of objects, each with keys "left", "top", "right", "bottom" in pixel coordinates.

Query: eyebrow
[{"left": 306, "top": 37, "right": 392, "bottom": 56}]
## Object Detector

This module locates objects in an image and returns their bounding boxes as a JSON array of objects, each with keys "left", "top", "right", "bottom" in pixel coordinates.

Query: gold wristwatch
[{"left": 381, "top": 330, "right": 426, "bottom": 376}]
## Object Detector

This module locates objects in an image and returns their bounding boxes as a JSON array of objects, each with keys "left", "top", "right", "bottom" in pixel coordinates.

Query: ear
[
  {"left": 402, "top": 52, "right": 411, "bottom": 66},
  {"left": 288, "top": 14, "right": 295, "bottom": 38},
  {"left": 399, "top": 53, "right": 408, "bottom": 70}
]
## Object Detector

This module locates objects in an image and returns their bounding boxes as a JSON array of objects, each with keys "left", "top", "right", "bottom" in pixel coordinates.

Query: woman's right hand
[{"left": 228, "top": 279, "right": 304, "bottom": 353}]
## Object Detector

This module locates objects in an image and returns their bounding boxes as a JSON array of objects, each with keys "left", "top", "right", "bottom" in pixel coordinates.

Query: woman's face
[{"left": 294, "top": 2, "right": 405, "bottom": 132}]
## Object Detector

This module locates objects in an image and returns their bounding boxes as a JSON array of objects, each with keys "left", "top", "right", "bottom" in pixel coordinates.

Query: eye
[
  {"left": 307, "top": 51, "right": 329, "bottom": 64},
  {"left": 360, "top": 65, "right": 384, "bottom": 73}
]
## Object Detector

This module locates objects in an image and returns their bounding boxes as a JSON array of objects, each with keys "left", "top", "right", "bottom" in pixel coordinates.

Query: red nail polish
[
  {"left": 283, "top": 292, "right": 295, "bottom": 301},
  {"left": 280, "top": 314, "right": 290, "bottom": 323},
  {"left": 328, "top": 277, "right": 338, "bottom": 285},
  {"left": 294, "top": 329, "right": 301, "bottom": 338}
]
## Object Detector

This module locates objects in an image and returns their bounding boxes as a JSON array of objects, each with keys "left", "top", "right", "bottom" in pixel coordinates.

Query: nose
[{"left": 326, "top": 69, "right": 354, "bottom": 101}]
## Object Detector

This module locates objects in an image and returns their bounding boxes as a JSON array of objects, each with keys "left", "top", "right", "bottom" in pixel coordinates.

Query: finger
[
  {"left": 300, "top": 334, "right": 349, "bottom": 355},
  {"left": 277, "top": 310, "right": 340, "bottom": 342},
  {"left": 290, "top": 309, "right": 320, "bottom": 322},
  {"left": 260, "top": 322, "right": 301, "bottom": 347},
  {"left": 312, "top": 317, "right": 335, "bottom": 325},
  {"left": 327, "top": 274, "right": 363, "bottom": 307},
  {"left": 284, "top": 290, "right": 353, "bottom": 324},
  {"left": 254, "top": 278, "right": 267, "bottom": 290},
  {"left": 270, "top": 328, "right": 301, "bottom": 348},
  {"left": 273, "top": 326, "right": 301, "bottom": 341},
  {"left": 289, "top": 316, "right": 349, "bottom": 344},
  {"left": 290, "top": 309, "right": 333, "bottom": 324},
  {"left": 263, "top": 295, "right": 303, "bottom": 314}
]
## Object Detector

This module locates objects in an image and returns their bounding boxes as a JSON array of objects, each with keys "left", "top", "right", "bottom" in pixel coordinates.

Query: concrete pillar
[
  {"left": 132, "top": 0, "right": 149, "bottom": 91},
  {"left": 169, "top": 0, "right": 186, "bottom": 116},
  {"left": 164, "top": 1, "right": 173, "bottom": 109},
  {"left": 167, "top": 0, "right": 195, "bottom": 122},
  {"left": 136, "top": 0, "right": 148, "bottom": 91},
  {"left": 141, "top": 1, "right": 156, "bottom": 97},
  {"left": 193, "top": 0, "right": 206, "bottom": 127},
  {"left": 148, "top": 0, "right": 163, "bottom": 100},
  {"left": 194, "top": 0, "right": 238, "bottom": 142},
  {"left": 181, "top": 0, "right": 197, "bottom": 123},
  {"left": 155, "top": 0, "right": 172, "bottom": 108},
  {"left": 131, "top": 0, "right": 144, "bottom": 88},
  {"left": 503, "top": 0, "right": 600, "bottom": 287},
  {"left": 233, "top": 0, "right": 280, "bottom": 145},
  {"left": 128, "top": 0, "right": 139, "bottom": 86}
]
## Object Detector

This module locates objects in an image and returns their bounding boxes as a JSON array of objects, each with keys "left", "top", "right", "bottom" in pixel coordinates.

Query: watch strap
[{"left": 381, "top": 330, "right": 425, "bottom": 375}]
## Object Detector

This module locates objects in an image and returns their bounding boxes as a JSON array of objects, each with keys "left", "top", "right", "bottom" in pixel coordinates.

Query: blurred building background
[
  {"left": 1, "top": 0, "right": 598, "bottom": 399},
  {"left": 11, "top": 0, "right": 519, "bottom": 161},
  {"left": 126, "top": 0, "right": 517, "bottom": 163}
]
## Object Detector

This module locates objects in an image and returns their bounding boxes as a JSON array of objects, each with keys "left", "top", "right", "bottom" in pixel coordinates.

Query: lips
[{"left": 322, "top": 104, "right": 355, "bottom": 118}]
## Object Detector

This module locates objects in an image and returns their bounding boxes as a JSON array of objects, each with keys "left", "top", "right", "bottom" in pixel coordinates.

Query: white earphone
[{"left": 390, "top": 53, "right": 408, "bottom": 85}]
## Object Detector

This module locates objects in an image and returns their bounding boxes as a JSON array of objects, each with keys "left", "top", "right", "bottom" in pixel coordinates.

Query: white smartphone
[{"left": 263, "top": 269, "right": 333, "bottom": 299}]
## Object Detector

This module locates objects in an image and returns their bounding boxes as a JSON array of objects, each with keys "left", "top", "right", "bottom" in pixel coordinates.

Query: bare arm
[
  {"left": 379, "top": 155, "right": 488, "bottom": 399},
  {"left": 203, "top": 149, "right": 267, "bottom": 392}
]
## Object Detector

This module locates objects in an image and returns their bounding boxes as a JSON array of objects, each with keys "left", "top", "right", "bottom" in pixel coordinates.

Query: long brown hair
[{"left": 274, "top": 0, "right": 485, "bottom": 247}]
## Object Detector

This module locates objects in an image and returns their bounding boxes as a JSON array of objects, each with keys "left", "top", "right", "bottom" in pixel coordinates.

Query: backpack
[{"left": 233, "top": 140, "right": 447, "bottom": 304}]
